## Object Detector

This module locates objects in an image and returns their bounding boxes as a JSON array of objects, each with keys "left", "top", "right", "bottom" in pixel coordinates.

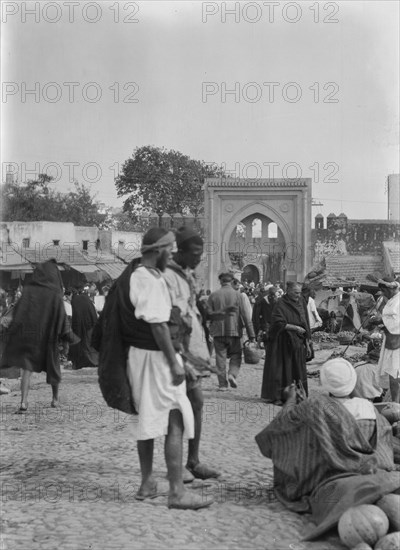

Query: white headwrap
[
  {"left": 320, "top": 358, "right": 357, "bottom": 397},
  {"left": 140, "top": 231, "right": 175, "bottom": 254}
]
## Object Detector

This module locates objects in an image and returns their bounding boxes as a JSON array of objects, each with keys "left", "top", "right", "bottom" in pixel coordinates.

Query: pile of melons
[{"left": 338, "top": 495, "right": 400, "bottom": 550}]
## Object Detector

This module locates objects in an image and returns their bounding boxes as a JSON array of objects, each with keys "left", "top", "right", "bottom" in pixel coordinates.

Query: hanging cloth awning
[
  {"left": 69, "top": 264, "right": 101, "bottom": 274},
  {"left": 0, "top": 263, "right": 33, "bottom": 272},
  {"left": 68, "top": 264, "right": 103, "bottom": 282},
  {"left": 97, "top": 263, "right": 127, "bottom": 280}
]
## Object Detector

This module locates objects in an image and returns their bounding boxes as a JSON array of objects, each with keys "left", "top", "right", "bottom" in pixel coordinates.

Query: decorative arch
[{"left": 203, "top": 177, "right": 312, "bottom": 290}]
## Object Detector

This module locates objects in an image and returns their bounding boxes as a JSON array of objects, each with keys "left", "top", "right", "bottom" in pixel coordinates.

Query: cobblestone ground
[{"left": 0, "top": 350, "right": 347, "bottom": 550}]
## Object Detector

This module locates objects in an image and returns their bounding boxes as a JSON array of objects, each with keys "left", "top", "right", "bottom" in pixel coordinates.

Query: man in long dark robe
[
  {"left": 261, "top": 281, "right": 312, "bottom": 404},
  {"left": 69, "top": 291, "right": 99, "bottom": 369},
  {"left": 0, "top": 259, "right": 78, "bottom": 410}
]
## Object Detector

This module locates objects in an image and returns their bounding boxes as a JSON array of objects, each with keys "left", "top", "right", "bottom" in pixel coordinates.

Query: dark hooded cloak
[
  {"left": 68, "top": 294, "right": 99, "bottom": 369},
  {"left": 0, "top": 260, "right": 78, "bottom": 385}
]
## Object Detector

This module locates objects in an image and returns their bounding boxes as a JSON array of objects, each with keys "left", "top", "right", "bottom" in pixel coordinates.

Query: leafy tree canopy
[
  {"left": 115, "top": 145, "right": 224, "bottom": 218},
  {"left": 1, "top": 175, "right": 107, "bottom": 228},
  {"left": 104, "top": 210, "right": 143, "bottom": 232}
]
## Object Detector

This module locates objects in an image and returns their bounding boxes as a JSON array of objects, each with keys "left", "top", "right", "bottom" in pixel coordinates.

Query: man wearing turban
[{"left": 372, "top": 277, "right": 400, "bottom": 402}]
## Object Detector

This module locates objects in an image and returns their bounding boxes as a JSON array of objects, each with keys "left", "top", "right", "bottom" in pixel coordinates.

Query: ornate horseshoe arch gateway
[{"left": 204, "top": 178, "right": 312, "bottom": 290}]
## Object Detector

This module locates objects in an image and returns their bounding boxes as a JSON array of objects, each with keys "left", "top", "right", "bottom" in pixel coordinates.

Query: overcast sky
[{"left": 1, "top": 0, "right": 399, "bottom": 220}]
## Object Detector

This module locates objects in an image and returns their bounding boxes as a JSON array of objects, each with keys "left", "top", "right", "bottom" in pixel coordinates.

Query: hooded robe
[{"left": 0, "top": 260, "right": 78, "bottom": 385}]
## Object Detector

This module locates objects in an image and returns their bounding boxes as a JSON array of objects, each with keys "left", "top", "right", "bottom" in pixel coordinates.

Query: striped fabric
[{"left": 255, "top": 394, "right": 395, "bottom": 511}]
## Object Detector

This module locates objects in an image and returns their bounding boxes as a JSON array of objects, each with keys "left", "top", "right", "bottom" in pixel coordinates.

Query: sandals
[
  {"left": 168, "top": 491, "right": 214, "bottom": 510},
  {"left": 186, "top": 463, "right": 220, "bottom": 480},
  {"left": 15, "top": 405, "right": 28, "bottom": 414}
]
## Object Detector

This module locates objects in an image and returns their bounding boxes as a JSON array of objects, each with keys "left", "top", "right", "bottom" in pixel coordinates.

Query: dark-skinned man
[
  {"left": 125, "top": 227, "right": 212, "bottom": 509},
  {"left": 163, "top": 227, "right": 221, "bottom": 482}
]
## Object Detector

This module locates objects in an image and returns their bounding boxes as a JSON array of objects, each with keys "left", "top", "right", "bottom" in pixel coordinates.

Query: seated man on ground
[
  {"left": 256, "top": 358, "right": 400, "bottom": 541},
  {"left": 353, "top": 361, "right": 384, "bottom": 403}
]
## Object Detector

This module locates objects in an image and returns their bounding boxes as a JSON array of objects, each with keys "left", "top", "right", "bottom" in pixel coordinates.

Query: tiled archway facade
[{"left": 204, "top": 178, "right": 312, "bottom": 290}]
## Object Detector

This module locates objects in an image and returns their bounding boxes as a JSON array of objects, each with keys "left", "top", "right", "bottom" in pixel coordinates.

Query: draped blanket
[
  {"left": 93, "top": 259, "right": 141, "bottom": 415},
  {"left": 255, "top": 393, "right": 400, "bottom": 540},
  {"left": 93, "top": 259, "right": 188, "bottom": 415}
]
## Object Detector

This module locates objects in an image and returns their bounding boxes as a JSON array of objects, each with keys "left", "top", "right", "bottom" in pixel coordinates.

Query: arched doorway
[
  {"left": 204, "top": 177, "right": 312, "bottom": 290},
  {"left": 241, "top": 264, "right": 260, "bottom": 285},
  {"left": 227, "top": 213, "right": 286, "bottom": 285}
]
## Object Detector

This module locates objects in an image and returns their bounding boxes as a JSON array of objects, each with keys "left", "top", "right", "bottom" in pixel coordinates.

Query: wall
[
  {"left": 5, "top": 221, "right": 76, "bottom": 251},
  {"left": 74, "top": 226, "right": 100, "bottom": 248},
  {"left": 98, "top": 230, "right": 112, "bottom": 254},
  {"left": 0, "top": 224, "right": 10, "bottom": 243},
  {"left": 110, "top": 231, "right": 142, "bottom": 254},
  {"left": 312, "top": 215, "right": 400, "bottom": 264},
  {"left": 0, "top": 222, "right": 145, "bottom": 258}
]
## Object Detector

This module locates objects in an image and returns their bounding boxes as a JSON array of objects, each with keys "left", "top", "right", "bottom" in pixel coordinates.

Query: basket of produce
[
  {"left": 312, "top": 332, "right": 337, "bottom": 344},
  {"left": 337, "top": 331, "right": 355, "bottom": 345}
]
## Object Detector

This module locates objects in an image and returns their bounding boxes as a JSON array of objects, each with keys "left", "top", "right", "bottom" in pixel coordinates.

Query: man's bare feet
[
  {"left": 15, "top": 403, "right": 28, "bottom": 414},
  {"left": 135, "top": 477, "right": 167, "bottom": 501}
]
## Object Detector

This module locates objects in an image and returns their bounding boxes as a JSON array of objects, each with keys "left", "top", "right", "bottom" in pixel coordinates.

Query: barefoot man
[
  {"left": 125, "top": 227, "right": 212, "bottom": 509},
  {"left": 163, "top": 226, "right": 220, "bottom": 482}
]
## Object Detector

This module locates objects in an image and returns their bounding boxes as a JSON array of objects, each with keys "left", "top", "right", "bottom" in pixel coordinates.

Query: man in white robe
[{"left": 373, "top": 278, "right": 400, "bottom": 403}]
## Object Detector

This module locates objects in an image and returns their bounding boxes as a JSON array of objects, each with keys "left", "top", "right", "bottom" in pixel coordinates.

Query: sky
[{"left": 1, "top": 0, "right": 399, "bottom": 221}]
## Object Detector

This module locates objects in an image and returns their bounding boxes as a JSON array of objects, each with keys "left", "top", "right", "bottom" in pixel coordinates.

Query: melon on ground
[
  {"left": 338, "top": 505, "right": 389, "bottom": 548},
  {"left": 374, "top": 532, "right": 400, "bottom": 550},
  {"left": 376, "top": 494, "right": 400, "bottom": 531}
]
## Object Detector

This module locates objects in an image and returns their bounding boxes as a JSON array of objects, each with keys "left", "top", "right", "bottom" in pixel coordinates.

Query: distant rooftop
[{"left": 324, "top": 255, "right": 382, "bottom": 287}]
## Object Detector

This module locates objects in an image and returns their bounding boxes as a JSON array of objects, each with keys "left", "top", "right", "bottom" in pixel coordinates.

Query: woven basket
[{"left": 243, "top": 340, "right": 262, "bottom": 364}]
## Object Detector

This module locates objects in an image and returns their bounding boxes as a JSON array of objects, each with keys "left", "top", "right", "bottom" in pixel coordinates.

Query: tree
[
  {"left": 1, "top": 176, "right": 107, "bottom": 227},
  {"left": 62, "top": 182, "right": 107, "bottom": 227},
  {"left": 104, "top": 210, "right": 141, "bottom": 231},
  {"left": 1, "top": 174, "right": 54, "bottom": 222},
  {"left": 115, "top": 145, "right": 224, "bottom": 218}
]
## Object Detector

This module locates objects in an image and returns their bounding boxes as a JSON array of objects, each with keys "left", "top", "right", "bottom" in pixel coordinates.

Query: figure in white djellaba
[{"left": 370, "top": 277, "right": 400, "bottom": 402}]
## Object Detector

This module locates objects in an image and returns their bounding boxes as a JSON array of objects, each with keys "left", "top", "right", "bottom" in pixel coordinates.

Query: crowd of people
[{"left": 0, "top": 226, "right": 399, "bottom": 531}]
